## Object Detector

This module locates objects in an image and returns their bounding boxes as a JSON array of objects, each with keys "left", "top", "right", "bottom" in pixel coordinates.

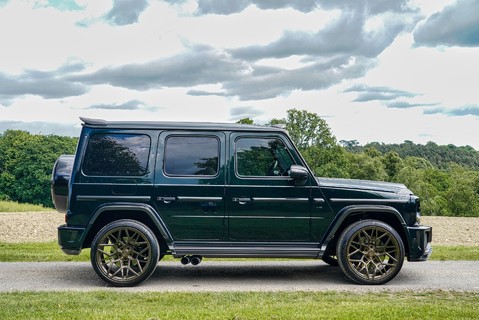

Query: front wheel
[
  {"left": 91, "top": 219, "right": 159, "bottom": 287},
  {"left": 337, "top": 220, "right": 405, "bottom": 285}
]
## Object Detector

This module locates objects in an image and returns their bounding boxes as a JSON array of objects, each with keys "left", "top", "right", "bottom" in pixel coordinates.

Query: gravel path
[{"left": 0, "top": 211, "right": 478, "bottom": 246}]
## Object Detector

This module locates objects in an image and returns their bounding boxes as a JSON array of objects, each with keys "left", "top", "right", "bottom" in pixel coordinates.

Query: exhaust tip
[
  {"left": 180, "top": 256, "right": 190, "bottom": 265},
  {"left": 190, "top": 256, "right": 202, "bottom": 266}
]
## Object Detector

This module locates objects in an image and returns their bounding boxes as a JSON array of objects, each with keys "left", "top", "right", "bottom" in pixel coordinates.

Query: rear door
[
  {"left": 71, "top": 131, "right": 155, "bottom": 226},
  {"left": 153, "top": 131, "right": 226, "bottom": 241}
]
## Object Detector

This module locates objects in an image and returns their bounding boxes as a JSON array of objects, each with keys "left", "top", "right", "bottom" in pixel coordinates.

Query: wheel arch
[
  {"left": 320, "top": 205, "right": 409, "bottom": 257},
  {"left": 80, "top": 203, "right": 172, "bottom": 252}
]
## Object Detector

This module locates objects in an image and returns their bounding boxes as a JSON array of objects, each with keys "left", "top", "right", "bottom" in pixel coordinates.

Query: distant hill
[{"left": 341, "top": 140, "right": 479, "bottom": 170}]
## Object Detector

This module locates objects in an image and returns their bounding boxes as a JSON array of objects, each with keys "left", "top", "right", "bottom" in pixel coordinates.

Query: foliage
[
  {"left": 269, "top": 109, "right": 348, "bottom": 178},
  {"left": 0, "top": 130, "right": 77, "bottom": 207},
  {"left": 269, "top": 109, "right": 337, "bottom": 150},
  {"left": 394, "top": 161, "right": 479, "bottom": 216},
  {"left": 342, "top": 140, "right": 479, "bottom": 170},
  {"left": 269, "top": 109, "right": 479, "bottom": 217},
  {"left": 236, "top": 117, "right": 254, "bottom": 124}
]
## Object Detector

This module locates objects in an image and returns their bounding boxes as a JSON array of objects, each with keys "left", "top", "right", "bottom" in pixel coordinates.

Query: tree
[
  {"left": 443, "top": 164, "right": 479, "bottom": 217},
  {"left": 0, "top": 130, "right": 77, "bottom": 207},
  {"left": 359, "top": 140, "right": 479, "bottom": 170},
  {"left": 302, "top": 144, "right": 349, "bottom": 178},
  {"left": 269, "top": 109, "right": 337, "bottom": 150},
  {"left": 236, "top": 118, "right": 254, "bottom": 125},
  {"left": 267, "top": 109, "right": 349, "bottom": 177},
  {"left": 345, "top": 152, "right": 388, "bottom": 181},
  {"left": 339, "top": 140, "right": 360, "bottom": 152},
  {"left": 381, "top": 151, "right": 403, "bottom": 181}
]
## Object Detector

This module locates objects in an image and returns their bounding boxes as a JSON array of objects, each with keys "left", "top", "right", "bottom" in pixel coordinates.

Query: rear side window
[
  {"left": 83, "top": 134, "right": 150, "bottom": 176},
  {"left": 164, "top": 136, "right": 219, "bottom": 176}
]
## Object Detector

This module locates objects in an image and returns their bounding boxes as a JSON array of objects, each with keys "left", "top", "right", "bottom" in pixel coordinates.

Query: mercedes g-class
[{"left": 51, "top": 117, "right": 432, "bottom": 286}]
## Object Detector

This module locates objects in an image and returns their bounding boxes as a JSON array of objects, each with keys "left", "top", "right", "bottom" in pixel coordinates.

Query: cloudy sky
[{"left": 1, "top": 0, "right": 478, "bottom": 148}]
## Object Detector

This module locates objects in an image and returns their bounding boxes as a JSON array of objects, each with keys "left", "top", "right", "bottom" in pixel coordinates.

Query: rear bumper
[
  {"left": 58, "top": 224, "right": 85, "bottom": 255},
  {"left": 407, "top": 225, "right": 432, "bottom": 261}
]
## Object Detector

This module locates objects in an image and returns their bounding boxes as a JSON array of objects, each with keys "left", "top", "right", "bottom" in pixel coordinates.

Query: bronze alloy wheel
[
  {"left": 337, "top": 220, "right": 405, "bottom": 285},
  {"left": 91, "top": 219, "right": 159, "bottom": 287}
]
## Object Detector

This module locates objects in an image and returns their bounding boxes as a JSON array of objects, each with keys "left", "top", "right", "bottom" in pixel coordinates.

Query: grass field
[
  {"left": 0, "top": 201, "right": 50, "bottom": 212},
  {"left": 0, "top": 290, "right": 477, "bottom": 319}
]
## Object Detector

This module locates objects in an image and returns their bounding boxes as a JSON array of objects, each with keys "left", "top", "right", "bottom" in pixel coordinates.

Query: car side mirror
[{"left": 289, "top": 165, "right": 309, "bottom": 186}]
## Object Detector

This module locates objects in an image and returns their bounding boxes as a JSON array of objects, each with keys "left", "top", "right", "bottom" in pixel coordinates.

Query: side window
[
  {"left": 236, "top": 137, "right": 294, "bottom": 177},
  {"left": 164, "top": 136, "right": 219, "bottom": 176},
  {"left": 83, "top": 134, "right": 150, "bottom": 176}
]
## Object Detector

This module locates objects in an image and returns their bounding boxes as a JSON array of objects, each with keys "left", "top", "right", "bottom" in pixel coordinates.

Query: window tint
[
  {"left": 83, "top": 134, "right": 150, "bottom": 176},
  {"left": 236, "top": 138, "right": 294, "bottom": 177},
  {"left": 164, "top": 136, "right": 219, "bottom": 176}
]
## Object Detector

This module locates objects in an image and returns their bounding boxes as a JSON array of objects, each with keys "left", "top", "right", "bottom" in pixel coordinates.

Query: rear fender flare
[{"left": 79, "top": 203, "right": 173, "bottom": 247}]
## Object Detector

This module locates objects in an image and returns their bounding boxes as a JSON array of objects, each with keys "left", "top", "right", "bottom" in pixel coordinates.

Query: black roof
[{"left": 80, "top": 117, "right": 287, "bottom": 133}]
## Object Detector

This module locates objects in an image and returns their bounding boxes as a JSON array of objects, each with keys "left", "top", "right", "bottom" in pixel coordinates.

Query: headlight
[{"left": 415, "top": 198, "right": 421, "bottom": 224}]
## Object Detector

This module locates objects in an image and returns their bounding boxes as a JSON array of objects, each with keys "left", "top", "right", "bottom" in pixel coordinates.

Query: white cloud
[{"left": 0, "top": 0, "right": 478, "bottom": 150}]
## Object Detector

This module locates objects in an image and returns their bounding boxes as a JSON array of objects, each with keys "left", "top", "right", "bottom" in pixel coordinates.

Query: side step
[{"left": 171, "top": 242, "right": 324, "bottom": 259}]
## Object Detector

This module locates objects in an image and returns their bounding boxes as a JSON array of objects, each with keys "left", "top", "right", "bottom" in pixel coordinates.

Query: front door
[{"left": 227, "top": 133, "right": 312, "bottom": 241}]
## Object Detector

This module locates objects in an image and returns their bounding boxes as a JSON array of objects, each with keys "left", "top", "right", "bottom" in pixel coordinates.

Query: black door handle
[
  {"left": 157, "top": 196, "right": 176, "bottom": 203},
  {"left": 232, "top": 197, "right": 251, "bottom": 204}
]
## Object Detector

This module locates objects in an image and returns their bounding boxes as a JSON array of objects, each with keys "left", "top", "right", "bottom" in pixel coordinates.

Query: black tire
[
  {"left": 337, "top": 220, "right": 405, "bottom": 285},
  {"left": 91, "top": 219, "right": 159, "bottom": 287},
  {"left": 322, "top": 254, "right": 339, "bottom": 267}
]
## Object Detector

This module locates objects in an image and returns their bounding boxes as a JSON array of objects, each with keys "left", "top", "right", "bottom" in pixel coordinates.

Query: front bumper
[
  {"left": 406, "top": 225, "right": 432, "bottom": 261},
  {"left": 58, "top": 224, "right": 85, "bottom": 255}
]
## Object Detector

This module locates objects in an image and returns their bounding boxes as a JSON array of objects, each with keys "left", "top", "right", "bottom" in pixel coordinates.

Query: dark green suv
[{"left": 51, "top": 117, "right": 432, "bottom": 287}]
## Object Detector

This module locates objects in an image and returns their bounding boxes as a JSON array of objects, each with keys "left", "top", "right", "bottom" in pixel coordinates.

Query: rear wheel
[
  {"left": 337, "top": 220, "right": 405, "bottom": 285},
  {"left": 91, "top": 219, "right": 159, "bottom": 287}
]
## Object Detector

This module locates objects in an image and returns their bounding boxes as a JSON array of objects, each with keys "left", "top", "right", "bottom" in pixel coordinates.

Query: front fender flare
[{"left": 320, "top": 204, "right": 407, "bottom": 248}]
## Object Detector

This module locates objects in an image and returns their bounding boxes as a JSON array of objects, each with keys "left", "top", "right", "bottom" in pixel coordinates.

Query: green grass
[
  {"left": 431, "top": 245, "right": 479, "bottom": 261},
  {"left": 0, "top": 200, "right": 51, "bottom": 212},
  {"left": 0, "top": 242, "right": 477, "bottom": 262},
  {"left": 0, "top": 242, "right": 90, "bottom": 262},
  {"left": 0, "top": 291, "right": 477, "bottom": 319}
]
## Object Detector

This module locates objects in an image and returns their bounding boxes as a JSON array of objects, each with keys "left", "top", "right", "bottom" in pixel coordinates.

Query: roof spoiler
[{"left": 80, "top": 117, "right": 107, "bottom": 126}]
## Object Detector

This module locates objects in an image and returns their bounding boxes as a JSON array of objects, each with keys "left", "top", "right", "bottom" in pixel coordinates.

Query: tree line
[
  {"left": 342, "top": 139, "right": 479, "bottom": 170},
  {"left": 241, "top": 109, "right": 479, "bottom": 217},
  {"left": 1, "top": 110, "right": 478, "bottom": 216}
]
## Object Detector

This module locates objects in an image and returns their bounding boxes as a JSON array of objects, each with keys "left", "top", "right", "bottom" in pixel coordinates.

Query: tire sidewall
[
  {"left": 337, "top": 219, "right": 405, "bottom": 285},
  {"left": 90, "top": 219, "right": 160, "bottom": 287}
]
